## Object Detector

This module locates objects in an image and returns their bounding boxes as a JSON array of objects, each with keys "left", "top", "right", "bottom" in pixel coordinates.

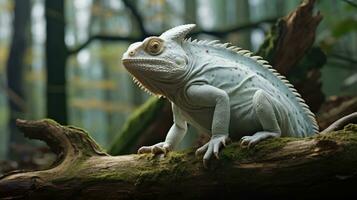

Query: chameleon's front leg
[
  {"left": 186, "top": 84, "right": 231, "bottom": 167},
  {"left": 138, "top": 103, "right": 187, "bottom": 155}
]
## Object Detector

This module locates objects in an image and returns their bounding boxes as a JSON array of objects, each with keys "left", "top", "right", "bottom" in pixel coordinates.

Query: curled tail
[{"left": 320, "top": 112, "right": 357, "bottom": 134}]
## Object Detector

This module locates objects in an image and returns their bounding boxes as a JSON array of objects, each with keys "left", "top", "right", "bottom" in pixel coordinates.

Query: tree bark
[
  {"left": 257, "top": 0, "right": 325, "bottom": 112},
  {"left": 5, "top": 0, "right": 30, "bottom": 156},
  {"left": 1, "top": 119, "right": 357, "bottom": 199},
  {"left": 45, "top": 0, "right": 68, "bottom": 124}
]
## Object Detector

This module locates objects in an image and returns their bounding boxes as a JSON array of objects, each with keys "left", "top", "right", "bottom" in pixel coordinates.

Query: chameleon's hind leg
[{"left": 240, "top": 90, "right": 281, "bottom": 148}]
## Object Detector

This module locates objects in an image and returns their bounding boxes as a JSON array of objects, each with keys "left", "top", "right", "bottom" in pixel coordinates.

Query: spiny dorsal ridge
[{"left": 184, "top": 38, "right": 319, "bottom": 133}]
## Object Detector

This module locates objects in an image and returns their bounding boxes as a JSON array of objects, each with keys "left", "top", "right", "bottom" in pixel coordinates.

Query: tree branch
[
  {"left": 190, "top": 17, "right": 278, "bottom": 37},
  {"left": 122, "top": 0, "right": 147, "bottom": 36},
  {"left": 330, "top": 53, "right": 357, "bottom": 65},
  {"left": 342, "top": 0, "right": 357, "bottom": 8},
  {"left": 68, "top": 18, "right": 277, "bottom": 56},
  {"left": 0, "top": 82, "right": 26, "bottom": 112},
  {"left": 67, "top": 35, "right": 143, "bottom": 55},
  {"left": 1, "top": 119, "right": 357, "bottom": 199},
  {"left": 67, "top": 0, "right": 148, "bottom": 55}
]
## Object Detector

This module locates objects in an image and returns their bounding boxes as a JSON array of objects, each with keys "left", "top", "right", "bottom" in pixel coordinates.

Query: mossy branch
[{"left": 1, "top": 119, "right": 357, "bottom": 199}]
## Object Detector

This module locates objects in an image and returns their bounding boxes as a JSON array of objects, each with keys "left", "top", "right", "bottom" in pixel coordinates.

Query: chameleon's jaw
[
  {"left": 122, "top": 58, "right": 173, "bottom": 71},
  {"left": 122, "top": 58, "right": 185, "bottom": 76},
  {"left": 122, "top": 58, "right": 186, "bottom": 96}
]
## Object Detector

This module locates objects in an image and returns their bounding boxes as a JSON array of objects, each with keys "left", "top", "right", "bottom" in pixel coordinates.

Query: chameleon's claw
[
  {"left": 137, "top": 142, "right": 169, "bottom": 155},
  {"left": 137, "top": 146, "right": 152, "bottom": 154},
  {"left": 197, "top": 135, "right": 229, "bottom": 167},
  {"left": 248, "top": 141, "right": 257, "bottom": 148},
  {"left": 213, "top": 142, "right": 220, "bottom": 159},
  {"left": 222, "top": 139, "right": 227, "bottom": 147},
  {"left": 152, "top": 146, "right": 165, "bottom": 154},
  {"left": 195, "top": 143, "right": 208, "bottom": 157},
  {"left": 240, "top": 136, "right": 257, "bottom": 148},
  {"left": 203, "top": 144, "right": 213, "bottom": 162},
  {"left": 203, "top": 159, "right": 209, "bottom": 169},
  {"left": 240, "top": 132, "right": 279, "bottom": 148}
]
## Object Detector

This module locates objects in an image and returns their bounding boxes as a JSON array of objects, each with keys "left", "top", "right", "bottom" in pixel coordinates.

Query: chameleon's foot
[
  {"left": 240, "top": 131, "right": 280, "bottom": 148},
  {"left": 137, "top": 142, "right": 171, "bottom": 155},
  {"left": 195, "top": 135, "right": 230, "bottom": 168}
]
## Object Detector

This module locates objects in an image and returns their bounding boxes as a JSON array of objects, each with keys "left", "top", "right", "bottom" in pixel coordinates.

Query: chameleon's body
[{"left": 122, "top": 24, "right": 319, "bottom": 164}]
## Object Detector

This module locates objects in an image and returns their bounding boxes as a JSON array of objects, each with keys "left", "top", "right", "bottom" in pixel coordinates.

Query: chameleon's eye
[{"left": 145, "top": 38, "right": 164, "bottom": 55}]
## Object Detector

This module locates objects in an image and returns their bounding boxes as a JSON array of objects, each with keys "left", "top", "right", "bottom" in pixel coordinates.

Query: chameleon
[{"left": 121, "top": 24, "right": 356, "bottom": 166}]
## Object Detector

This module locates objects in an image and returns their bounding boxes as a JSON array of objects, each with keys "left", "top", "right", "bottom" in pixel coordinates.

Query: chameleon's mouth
[{"left": 122, "top": 58, "right": 174, "bottom": 71}]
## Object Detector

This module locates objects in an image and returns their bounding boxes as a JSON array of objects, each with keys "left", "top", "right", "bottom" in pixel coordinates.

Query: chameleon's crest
[
  {"left": 160, "top": 24, "right": 196, "bottom": 41},
  {"left": 183, "top": 38, "right": 319, "bottom": 134}
]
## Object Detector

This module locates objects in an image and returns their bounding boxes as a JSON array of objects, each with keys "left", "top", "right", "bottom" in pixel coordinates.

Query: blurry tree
[
  {"left": 185, "top": 0, "right": 196, "bottom": 23},
  {"left": 6, "top": 0, "right": 30, "bottom": 157},
  {"left": 45, "top": 0, "right": 67, "bottom": 124}
]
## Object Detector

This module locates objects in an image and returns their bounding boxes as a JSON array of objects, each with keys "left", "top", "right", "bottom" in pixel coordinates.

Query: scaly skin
[{"left": 122, "top": 24, "right": 319, "bottom": 167}]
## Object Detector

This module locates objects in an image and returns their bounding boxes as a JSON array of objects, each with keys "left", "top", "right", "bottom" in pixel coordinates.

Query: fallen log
[{"left": 0, "top": 119, "right": 357, "bottom": 199}]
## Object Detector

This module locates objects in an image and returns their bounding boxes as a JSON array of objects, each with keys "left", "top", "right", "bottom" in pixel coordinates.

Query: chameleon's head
[{"left": 122, "top": 24, "right": 196, "bottom": 96}]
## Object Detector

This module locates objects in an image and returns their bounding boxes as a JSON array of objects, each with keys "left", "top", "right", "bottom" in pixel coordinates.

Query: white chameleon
[{"left": 121, "top": 24, "right": 355, "bottom": 166}]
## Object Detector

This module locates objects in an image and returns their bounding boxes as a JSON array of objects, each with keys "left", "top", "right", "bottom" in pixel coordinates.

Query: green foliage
[{"left": 332, "top": 18, "right": 357, "bottom": 37}]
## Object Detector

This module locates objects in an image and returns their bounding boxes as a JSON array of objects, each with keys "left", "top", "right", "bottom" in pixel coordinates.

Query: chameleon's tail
[{"left": 320, "top": 112, "right": 357, "bottom": 134}]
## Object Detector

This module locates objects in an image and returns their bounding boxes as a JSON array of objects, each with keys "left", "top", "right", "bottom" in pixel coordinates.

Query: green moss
[
  {"left": 254, "top": 137, "right": 299, "bottom": 151},
  {"left": 93, "top": 170, "right": 134, "bottom": 181},
  {"left": 344, "top": 123, "right": 357, "bottom": 132},
  {"left": 55, "top": 124, "right": 357, "bottom": 188},
  {"left": 108, "top": 96, "right": 166, "bottom": 155},
  {"left": 135, "top": 167, "right": 168, "bottom": 185},
  {"left": 256, "top": 20, "right": 281, "bottom": 61},
  {"left": 166, "top": 151, "right": 185, "bottom": 164},
  {"left": 43, "top": 118, "right": 61, "bottom": 126},
  {"left": 220, "top": 124, "right": 357, "bottom": 162},
  {"left": 41, "top": 118, "right": 107, "bottom": 156},
  {"left": 65, "top": 125, "right": 107, "bottom": 155},
  {"left": 220, "top": 136, "right": 299, "bottom": 161},
  {"left": 316, "top": 123, "right": 357, "bottom": 143},
  {"left": 66, "top": 125, "right": 90, "bottom": 136},
  {"left": 135, "top": 163, "right": 193, "bottom": 187},
  {"left": 133, "top": 150, "right": 198, "bottom": 186}
]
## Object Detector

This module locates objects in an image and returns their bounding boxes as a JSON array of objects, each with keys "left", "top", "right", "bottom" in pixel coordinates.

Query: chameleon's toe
[
  {"left": 198, "top": 135, "right": 229, "bottom": 168},
  {"left": 240, "top": 136, "right": 260, "bottom": 148},
  {"left": 137, "top": 142, "right": 166, "bottom": 154},
  {"left": 203, "top": 144, "right": 213, "bottom": 162},
  {"left": 152, "top": 145, "right": 168, "bottom": 155},
  {"left": 203, "top": 158, "right": 209, "bottom": 169},
  {"left": 137, "top": 146, "right": 152, "bottom": 154},
  {"left": 195, "top": 143, "right": 209, "bottom": 157}
]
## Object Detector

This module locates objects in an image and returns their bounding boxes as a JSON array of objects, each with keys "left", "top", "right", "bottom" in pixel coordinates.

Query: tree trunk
[
  {"left": 6, "top": 0, "right": 30, "bottom": 156},
  {"left": 45, "top": 0, "right": 68, "bottom": 124},
  {"left": 1, "top": 119, "right": 357, "bottom": 199}
]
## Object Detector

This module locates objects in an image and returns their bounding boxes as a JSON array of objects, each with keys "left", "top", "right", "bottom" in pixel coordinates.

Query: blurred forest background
[{"left": 0, "top": 0, "right": 356, "bottom": 172}]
